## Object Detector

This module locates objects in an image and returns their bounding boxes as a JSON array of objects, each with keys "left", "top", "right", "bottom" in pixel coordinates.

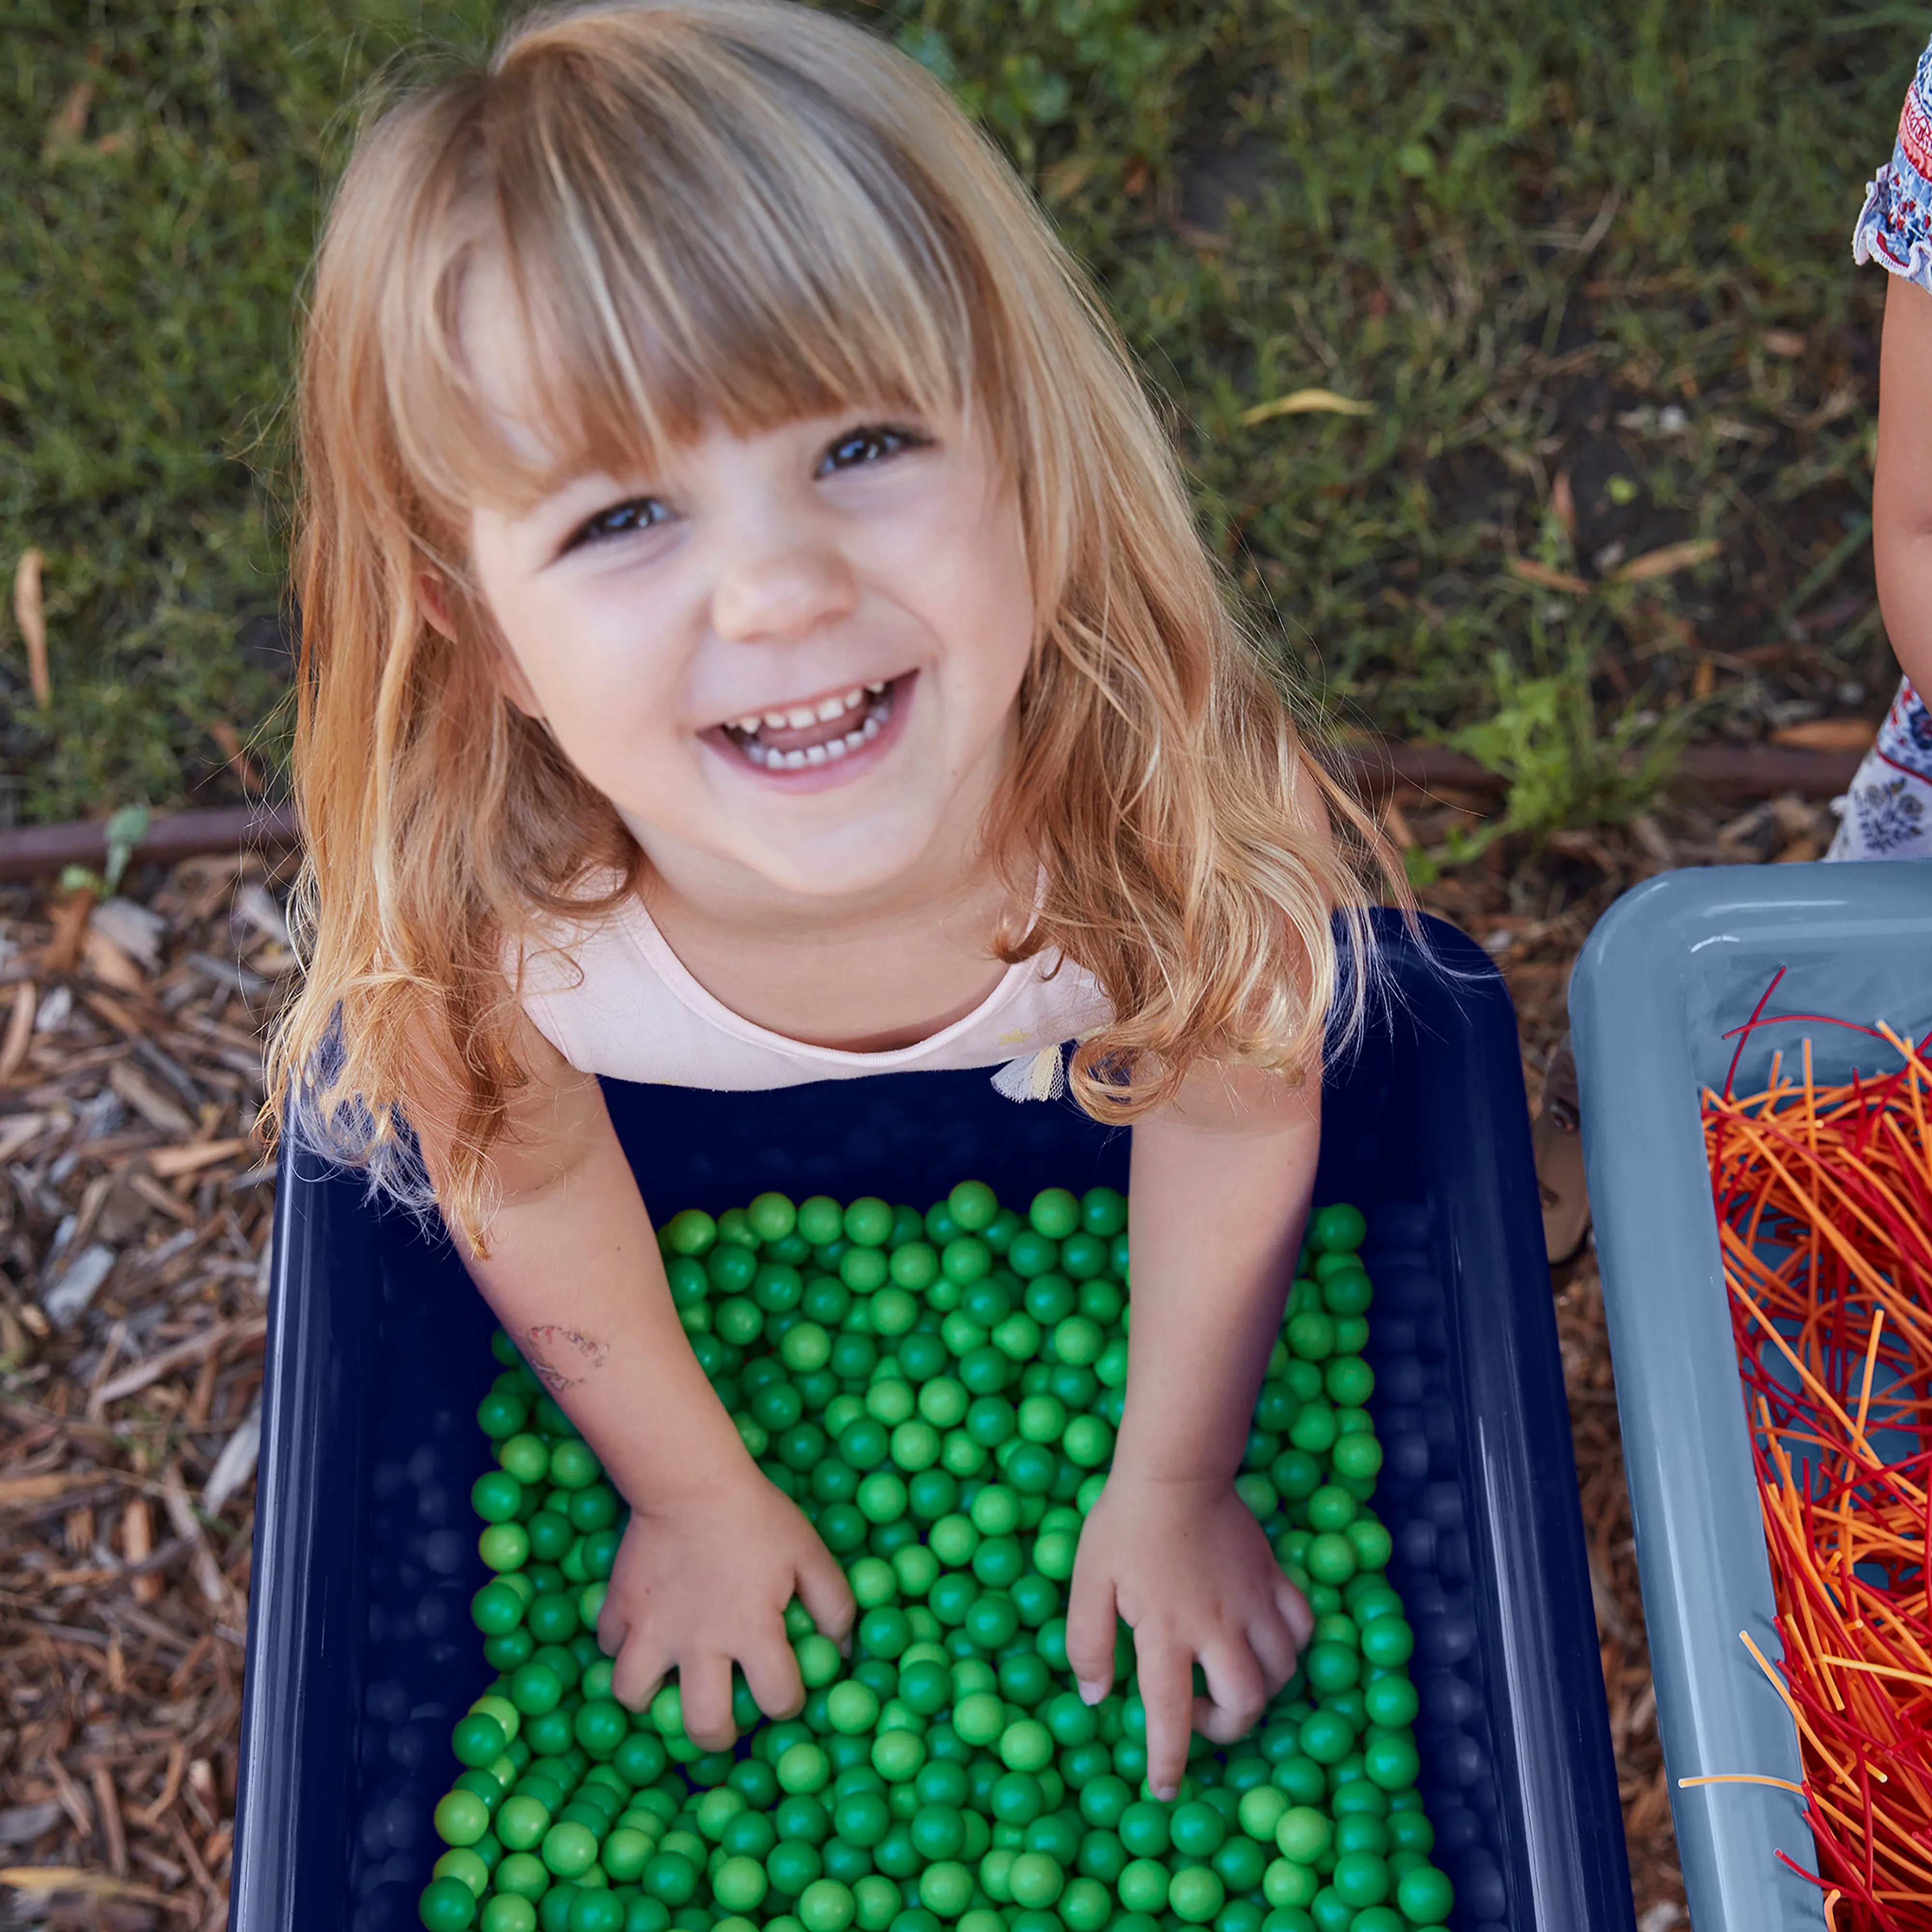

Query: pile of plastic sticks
[{"left": 1702, "top": 983, "right": 1932, "bottom": 1931}]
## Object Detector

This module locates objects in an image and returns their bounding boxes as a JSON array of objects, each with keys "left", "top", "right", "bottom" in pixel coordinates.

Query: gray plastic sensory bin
[
  {"left": 1570, "top": 860, "right": 1932, "bottom": 1932},
  {"left": 232, "top": 912, "right": 1633, "bottom": 1932}
]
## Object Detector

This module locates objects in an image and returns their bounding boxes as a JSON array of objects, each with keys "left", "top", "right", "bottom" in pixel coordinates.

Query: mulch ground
[{"left": 0, "top": 787, "right": 1847, "bottom": 1929}]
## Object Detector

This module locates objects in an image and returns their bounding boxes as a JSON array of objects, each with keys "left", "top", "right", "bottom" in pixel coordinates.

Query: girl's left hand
[{"left": 1064, "top": 1471, "right": 1313, "bottom": 1801}]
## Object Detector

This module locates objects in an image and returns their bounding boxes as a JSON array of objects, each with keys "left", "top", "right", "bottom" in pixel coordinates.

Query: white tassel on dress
[{"left": 991, "top": 1042, "right": 1066, "bottom": 1102}]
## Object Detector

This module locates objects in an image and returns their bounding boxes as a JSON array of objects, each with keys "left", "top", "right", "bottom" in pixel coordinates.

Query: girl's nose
[{"left": 710, "top": 540, "right": 858, "bottom": 646}]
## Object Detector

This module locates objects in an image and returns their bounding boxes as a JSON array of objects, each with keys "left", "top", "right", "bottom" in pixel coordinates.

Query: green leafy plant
[
  {"left": 58, "top": 802, "right": 152, "bottom": 899},
  {"left": 1435, "top": 646, "right": 1684, "bottom": 867}
]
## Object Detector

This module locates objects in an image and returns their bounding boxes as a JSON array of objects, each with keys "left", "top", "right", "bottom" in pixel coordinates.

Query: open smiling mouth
[{"left": 719, "top": 676, "right": 904, "bottom": 771}]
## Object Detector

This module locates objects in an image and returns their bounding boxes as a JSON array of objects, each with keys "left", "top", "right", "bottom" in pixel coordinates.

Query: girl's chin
[{"left": 727, "top": 819, "right": 944, "bottom": 902}]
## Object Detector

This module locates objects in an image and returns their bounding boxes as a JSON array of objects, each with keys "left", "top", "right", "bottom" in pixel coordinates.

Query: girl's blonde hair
[{"left": 267, "top": 0, "right": 1403, "bottom": 1250}]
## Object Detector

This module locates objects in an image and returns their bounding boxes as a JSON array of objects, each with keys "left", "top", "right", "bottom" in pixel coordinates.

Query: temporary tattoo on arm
[{"left": 525, "top": 1324, "right": 609, "bottom": 1392}]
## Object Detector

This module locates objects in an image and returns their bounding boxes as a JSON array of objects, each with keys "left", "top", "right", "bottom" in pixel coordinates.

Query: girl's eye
[
  {"left": 818, "top": 424, "right": 927, "bottom": 476},
  {"left": 565, "top": 496, "right": 670, "bottom": 551}
]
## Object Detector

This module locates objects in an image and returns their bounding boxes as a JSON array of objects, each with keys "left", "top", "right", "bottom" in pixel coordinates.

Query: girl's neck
[{"left": 630, "top": 826, "right": 1027, "bottom": 1055}]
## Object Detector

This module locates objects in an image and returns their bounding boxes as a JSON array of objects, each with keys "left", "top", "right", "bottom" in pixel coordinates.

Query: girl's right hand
[{"left": 597, "top": 1463, "right": 854, "bottom": 1749}]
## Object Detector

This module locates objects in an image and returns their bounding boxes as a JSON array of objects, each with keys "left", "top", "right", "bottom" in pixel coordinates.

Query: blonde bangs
[{"left": 380, "top": 2, "right": 1001, "bottom": 527}]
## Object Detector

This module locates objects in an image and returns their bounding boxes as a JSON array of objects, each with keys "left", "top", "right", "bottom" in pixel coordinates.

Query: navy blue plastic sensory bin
[{"left": 230, "top": 913, "right": 1633, "bottom": 1932}]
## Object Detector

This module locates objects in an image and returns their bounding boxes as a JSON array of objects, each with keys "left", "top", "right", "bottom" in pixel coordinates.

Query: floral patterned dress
[{"left": 1833, "top": 32, "right": 1932, "bottom": 859}]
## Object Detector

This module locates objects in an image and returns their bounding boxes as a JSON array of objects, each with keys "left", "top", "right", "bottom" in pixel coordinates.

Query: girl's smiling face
[{"left": 458, "top": 272, "right": 1037, "bottom": 908}]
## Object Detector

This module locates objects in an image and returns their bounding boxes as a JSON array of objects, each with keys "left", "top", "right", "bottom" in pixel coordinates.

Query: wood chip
[
  {"left": 42, "top": 889, "right": 95, "bottom": 974},
  {"left": 107, "top": 1064, "right": 193, "bottom": 1137},
  {"left": 201, "top": 1402, "right": 260, "bottom": 1517},
  {"left": 120, "top": 1496, "right": 161, "bottom": 1607},
  {"left": 93, "top": 1763, "right": 128, "bottom": 1878},
  {"left": 43, "top": 1244, "right": 117, "bottom": 1328},
  {"left": 127, "top": 1170, "right": 197, "bottom": 1224},
  {"left": 132, "top": 1745, "right": 185, "bottom": 1832},
  {"left": 144, "top": 1139, "right": 249, "bottom": 1181},
  {"left": 0, "top": 1469, "right": 105, "bottom": 1508},
  {"left": 0, "top": 980, "right": 36, "bottom": 1081},
  {"left": 1612, "top": 536, "right": 1720, "bottom": 582},
  {"left": 0, "top": 1865, "right": 172, "bottom": 1906},
  {"left": 90, "top": 900, "right": 167, "bottom": 974},
  {"left": 45, "top": 1757, "right": 93, "bottom": 1841},
  {"left": 89, "top": 1317, "right": 265, "bottom": 1414},
  {"left": 85, "top": 926, "right": 147, "bottom": 994},
  {"left": 1769, "top": 716, "right": 1876, "bottom": 753},
  {"left": 1507, "top": 555, "right": 1589, "bottom": 595},
  {"left": 0, "top": 1803, "right": 61, "bottom": 1846},
  {"left": 12, "top": 548, "right": 49, "bottom": 708},
  {"left": 184, "top": 953, "right": 268, "bottom": 999},
  {"left": 157, "top": 1465, "right": 227, "bottom": 1609}
]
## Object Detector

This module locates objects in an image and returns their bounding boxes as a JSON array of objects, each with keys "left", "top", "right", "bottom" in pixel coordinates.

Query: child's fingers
[
  {"left": 610, "top": 1630, "right": 669, "bottom": 1713},
  {"left": 795, "top": 1537, "right": 858, "bottom": 1650},
  {"left": 595, "top": 1593, "right": 631, "bottom": 1664},
  {"left": 1192, "top": 1636, "right": 1268, "bottom": 1746},
  {"left": 1134, "top": 1636, "right": 1195, "bottom": 1802},
  {"left": 741, "top": 1626, "right": 808, "bottom": 1725},
  {"left": 1277, "top": 1575, "right": 1315, "bottom": 1650},
  {"left": 677, "top": 1650, "right": 739, "bottom": 1751},
  {"left": 1062, "top": 1565, "right": 1119, "bottom": 1705},
  {"left": 1246, "top": 1606, "right": 1301, "bottom": 1696}
]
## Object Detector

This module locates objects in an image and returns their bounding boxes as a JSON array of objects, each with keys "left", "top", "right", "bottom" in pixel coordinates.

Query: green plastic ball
[
  {"left": 1006, "top": 1851, "right": 1065, "bottom": 1908},
  {"left": 434, "top": 1791, "right": 491, "bottom": 1849},
  {"left": 540, "top": 1821, "right": 598, "bottom": 1879},
  {"left": 639, "top": 1849, "right": 697, "bottom": 1905},
  {"left": 711, "top": 1855, "right": 770, "bottom": 1912},
  {"left": 1359, "top": 1617, "right": 1414, "bottom": 1669},
  {"left": 1027, "top": 1189, "right": 1080, "bottom": 1239},
  {"left": 1362, "top": 1733, "right": 1421, "bottom": 1792},
  {"left": 1330, "top": 1850, "right": 1390, "bottom": 1908},
  {"left": 1396, "top": 1863, "right": 1454, "bottom": 1921},
  {"left": 452, "top": 1712, "right": 508, "bottom": 1769},
  {"left": 419, "top": 1877, "right": 480, "bottom": 1929},
  {"left": 1309, "top": 1204, "right": 1365, "bottom": 1253},
  {"left": 1169, "top": 1802, "right": 1225, "bottom": 1860},
  {"left": 1167, "top": 1866, "right": 1225, "bottom": 1924},
  {"left": 779, "top": 1742, "right": 832, "bottom": 1794},
  {"left": 997, "top": 1719, "right": 1053, "bottom": 1773}
]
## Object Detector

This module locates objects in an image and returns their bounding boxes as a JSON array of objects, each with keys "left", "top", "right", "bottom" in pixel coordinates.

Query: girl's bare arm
[
  {"left": 420, "top": 1013, "right": 852, "bottom": 1747},
  {"left": 1064, "top": 1056, "right": 1319, "bottom": 1800},
  {"left": 1875, "top": 276, "right": 1932, "bottom": 696}
]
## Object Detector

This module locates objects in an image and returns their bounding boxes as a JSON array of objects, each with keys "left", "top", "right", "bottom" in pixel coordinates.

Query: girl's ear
[
  {"left": 418, "top": 568, "right": 457, "bottom": 640},
  {"left": 417, "top": 568, "right": 546, "bottom": 720}
]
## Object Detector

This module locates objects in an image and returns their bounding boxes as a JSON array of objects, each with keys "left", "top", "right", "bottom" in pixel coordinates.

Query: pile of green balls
[{"left": 417, "top": 1182, "right": 1456, "bottom": 1932}]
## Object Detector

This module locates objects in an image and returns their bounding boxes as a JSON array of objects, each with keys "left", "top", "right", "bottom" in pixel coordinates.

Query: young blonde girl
[{"left": 270, "top": 0, "right": 1397, "bottom": 1803}]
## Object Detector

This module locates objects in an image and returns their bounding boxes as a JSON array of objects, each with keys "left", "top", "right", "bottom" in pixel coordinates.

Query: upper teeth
[
  {"left": 731, "top": 686, "right": 878, "bottom": 737},
  {"left": 737, "top": 691, "right": 892, "bottom": 768}
]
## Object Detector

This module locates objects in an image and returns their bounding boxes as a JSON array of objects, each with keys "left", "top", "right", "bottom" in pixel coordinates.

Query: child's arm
[
  {"left": 1064, "top": 1058, "right": 1319, "bottom": 1800},
  {"left": 423, "top": 1014, "right": 854, "bottom": 1747},
  {"left": 1875, "top": 276, "right": 1932, "bottom": 697}
]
